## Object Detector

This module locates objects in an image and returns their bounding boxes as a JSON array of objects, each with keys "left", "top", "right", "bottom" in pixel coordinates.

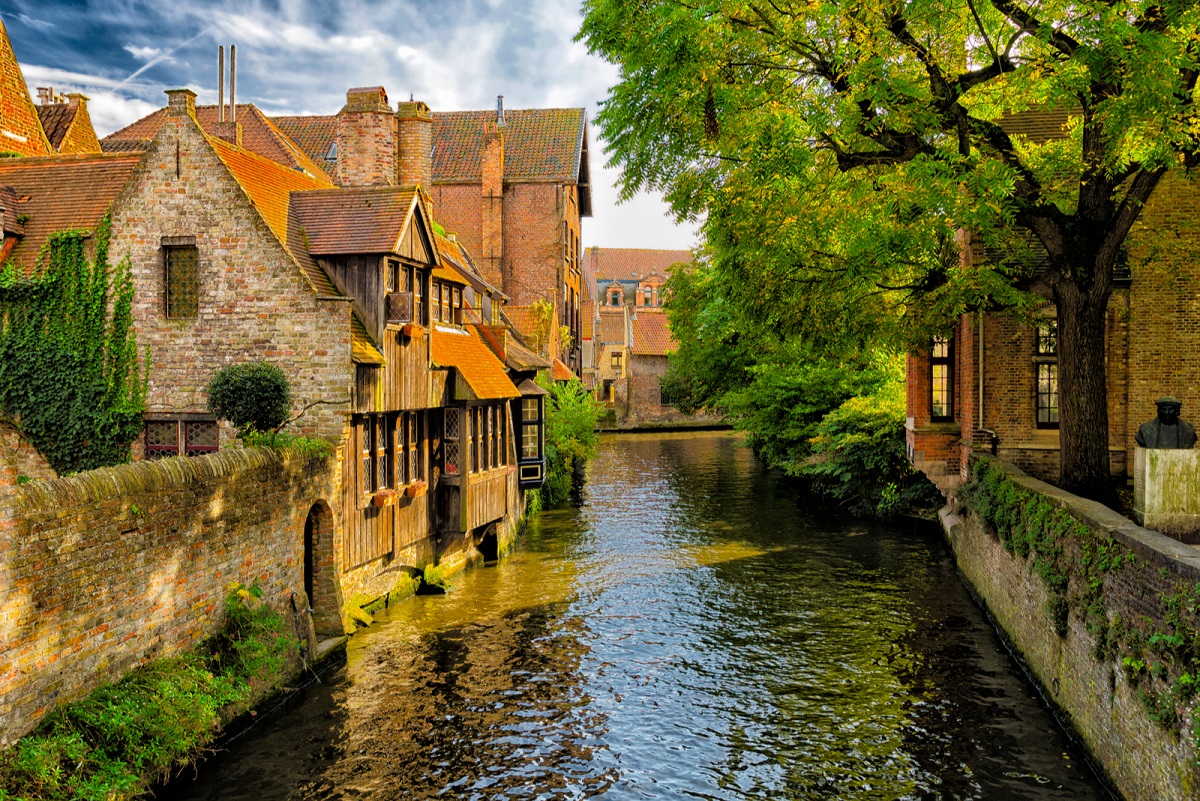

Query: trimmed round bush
[{"left": 206, "top": 362, "right": 291, "bottom": 436}]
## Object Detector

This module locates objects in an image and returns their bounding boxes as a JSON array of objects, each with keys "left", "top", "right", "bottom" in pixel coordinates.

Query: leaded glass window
[
  {"left": 165, "top": 245, "right": 199, "bottom": 318},
  {"left": 1037, "top": 363, "right": 1060, "bottom": 428}
]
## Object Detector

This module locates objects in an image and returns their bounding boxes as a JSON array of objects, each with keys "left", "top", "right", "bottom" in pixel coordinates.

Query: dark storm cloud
[{"left": 0, "top": 0, "right": 697, "bottom": 248}]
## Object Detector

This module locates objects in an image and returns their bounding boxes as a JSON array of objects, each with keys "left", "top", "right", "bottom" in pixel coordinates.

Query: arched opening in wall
[
  {"left": 303, "top": 500, "right": 341, "bottom": 636},
  {"left": 478, "top": 523, "right": 500, "bottom": 563}
]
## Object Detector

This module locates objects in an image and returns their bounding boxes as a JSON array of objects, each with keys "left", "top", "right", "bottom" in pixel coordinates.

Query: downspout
[{"left": 977, "top": 311, "right": 998, "bottom": 455}]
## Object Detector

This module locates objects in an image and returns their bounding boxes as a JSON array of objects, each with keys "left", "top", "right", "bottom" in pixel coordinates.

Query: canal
[{"left": 166, "top": 431, "right": 1111, "bottom": 800}]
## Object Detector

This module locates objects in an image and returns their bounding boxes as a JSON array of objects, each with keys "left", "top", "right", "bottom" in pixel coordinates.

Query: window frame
[
  {"left": 163, "top": 238, "right": 199, "bottom": 319},
  {"left": 1034, "top": 318, "right": 1059, "bottom": 430},
  {"left": 930, "top": 336, "right": 954, "bottom": 423}
]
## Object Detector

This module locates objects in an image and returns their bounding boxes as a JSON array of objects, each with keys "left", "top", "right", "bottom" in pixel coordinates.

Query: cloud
[
  {"left": 123, "top": 44, "right": 166, "bottom": 62},
  {"left": 16, "top": 13, "right": 53, "bottom": 31}
]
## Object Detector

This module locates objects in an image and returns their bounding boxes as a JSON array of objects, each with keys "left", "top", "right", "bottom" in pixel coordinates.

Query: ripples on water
[{"left": 165, "top": 432, "right": 1111, "bottom": 800}]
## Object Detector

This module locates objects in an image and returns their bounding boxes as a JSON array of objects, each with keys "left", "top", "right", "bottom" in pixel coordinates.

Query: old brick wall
[
  {"left": 110, "top": 102, "right": 354, "bottom": 443},
  {"left": 623, "top": 354, "right": 721, "bottom": 427},
  {"left": 0, "top": 447, "right": 343, "bottom": 746},
  {"left": 946, "top": 459, "right": 1200, "bottom": 799}
]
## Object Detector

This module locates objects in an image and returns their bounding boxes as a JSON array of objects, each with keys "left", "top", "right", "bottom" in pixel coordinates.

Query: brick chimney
[
  {"left": 165, "top": 88, "right": 197, "bottom": 119},
  {"left": 336, "top": 86, "right": 397, "bottom": 187},
  {"left": 396, "top": 98, "right": 432, "bottom": 191},
  {"left": 480, "top": 118, "right": 505, "bottom": 290}
]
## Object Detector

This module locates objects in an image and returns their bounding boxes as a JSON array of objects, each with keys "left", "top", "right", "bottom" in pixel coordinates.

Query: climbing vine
[
  {"left": 961, "top": 459, "right": 1200, "bottom": 754},
  {"left": 0, "top": 216, "right": 147, "bottom": 475}
]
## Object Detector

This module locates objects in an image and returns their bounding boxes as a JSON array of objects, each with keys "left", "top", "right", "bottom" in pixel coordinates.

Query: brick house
[
  {"left": 4, "top": 80, "right": 546, "bottom": 632},
  {"left": 34, "top": 88, "right": 101, "bottom": 156},
  {"left": 906, "top": 109, "right": 1200, "bottom": 490},
  {"left": 0, "top": 19, "right": 53, "bottom": 158}
]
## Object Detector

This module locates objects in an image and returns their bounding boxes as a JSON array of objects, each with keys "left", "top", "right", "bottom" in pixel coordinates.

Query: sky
[{"left": 1, "top": 0, "right": 700, "bottom": 251}]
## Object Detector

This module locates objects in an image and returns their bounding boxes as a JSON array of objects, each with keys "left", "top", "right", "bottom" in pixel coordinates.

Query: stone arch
[
  {"left": 303, "top": 500, "right": 341, "bottom": 636},
  {"left": 477, "top": 522, "right": 500, "bottom": 563}
]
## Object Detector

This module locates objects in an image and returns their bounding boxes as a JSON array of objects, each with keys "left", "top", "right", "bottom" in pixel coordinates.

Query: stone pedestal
[{"left": 1134, "top": 446, "right": 1200, "bottom": 543}]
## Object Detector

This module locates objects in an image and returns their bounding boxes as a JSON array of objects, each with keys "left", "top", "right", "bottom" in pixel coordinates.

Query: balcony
[{"left": 387, "top": 292, "right": 415, "bottom": 325}]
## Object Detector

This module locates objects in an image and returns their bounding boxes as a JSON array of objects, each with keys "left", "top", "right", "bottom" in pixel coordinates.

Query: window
[
  {"left": 499, "top": 405, "right": 508, "bottom": 465},
  {"left": 1035, "top": 319, "right": 1059, "bottom": 429},
  {"left": 444, "top": 408, "right": 461, "bottom": 475},
  {"left": 403, "top": 411, "right": 422, "bottom": 483},
  {"left": 489, "top": 406, "right": 498, "bottom": 467},
  {"left": 376, "top": 416, "right": 390, "bottom": 489},
  {"left": 611, "top": 352, "right": 622, "bottom": 369},
  {"left": 359, "top": 414, "right": 394, "bottom": 493},
  {"left": 452, "top": 287, "right": 462, "bottom": 324},
  {"left": 609, "top": 290, "right": 620, "bottom": 306},
  {"left": 521, "top": 398, "right": 541, "bottom": 459},
  {"left": 644, "top": 287, "right": 652, "bottom": 305},
  {"left": 145, "top": 418, "right": 219, "bottom": 459},
  {"left": 361, "top": 418, "right": 374, "bottom": 492},
  {"left": 413, "top": 268, "right": 427, "bottom": 326},
  {"left": 441, "top": 283, "right": 451, "bottom": 324},
  {"left": 386, "top": 259, "right": 400, "bottom": 293},
  {"left": 164, "top": 243, "right": 199, "bottom": 318},
  {"left": 930, "top": 336, "right": 953, "bottom": 422}
]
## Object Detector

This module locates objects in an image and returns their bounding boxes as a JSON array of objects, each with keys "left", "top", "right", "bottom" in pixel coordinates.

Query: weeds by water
[{"left": 0, "top": 583, "right": 299, "bottom": 800}]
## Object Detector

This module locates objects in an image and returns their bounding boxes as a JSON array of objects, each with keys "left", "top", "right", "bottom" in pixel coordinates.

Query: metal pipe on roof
[
  {"left": 230, "top": 45, "right": 237, "bottom": 123},
  {"left": 497, "top": 95, "right": 505, "bottom": 128},
  {"left": 218, "top": 46, "right": 225, "bottom": 123}
]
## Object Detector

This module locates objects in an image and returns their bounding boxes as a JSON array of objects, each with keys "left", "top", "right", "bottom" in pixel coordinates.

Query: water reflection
[{"left": 165, "top": 432, "right": 1110, "bottom": 800}]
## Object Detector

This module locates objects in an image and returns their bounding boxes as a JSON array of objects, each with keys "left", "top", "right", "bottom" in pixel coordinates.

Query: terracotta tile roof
[
  {"left": 104, "top": 105, "right": 330, "bottom": 179},
  {"left": 36, "top": 104, "right": 77, "bottom": 149},
  {"left": 290, "top": 186, "right": 417, "bottom": 255},
  {"left": 0, "top": 153, "right": 142, "bottom": 270},
  {"left": 272, "top": 114, "right": 337, "bottom": 177},
  {"left": 504, "top": 337, "right": 551, "bottom": 371},
  {"left": 431, "top": 326, "right": 520, "bottom": 400},
  {"left": 100, "top": 138, "right": 150, "bottom": 153},
  {"left": 351, "top": 313, "right": 385, "bottom": 365},
  {"left": 631, "top": 311, "right": 676, "bottom": 356},
  {"left": 0, "top": 20, "right": 52, "bottom": 157},
  {"left": 587, "top": 247, "right": 693, "bottom": 281},
  {"left": 503, "top": 305, "right": 541, "bottom": 341},
  {"left": 433, "top": 108, "right": 586, "bottom": 184},
  {"left": 581, "top": 309, "right": 594, "bottom": 340},
  {"left": 598, "top": 309, "right": 627, "bottom": 345},
  {"left": 551, "top": 358, "right": 577, "bottom": 382}
]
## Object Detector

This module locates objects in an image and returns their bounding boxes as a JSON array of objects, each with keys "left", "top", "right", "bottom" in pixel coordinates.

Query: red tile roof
[
  {"left": 503, "top": 305, "right": 541, "bottom": 342},
  {"left": 0, "top": 20, "right": 52, "bottom": 158},
  {"left": 290, "top": 186, "right": 417, "bottom": 255},
  {"left": 631, "top": 311, "right": 676, "bottom": 356},
  {"left": 598, "top": 309, "right": 627, "bottom": 345},
  {"left": 433, "top": 108, "right": 587, "bottom": 183},
  {"left": 37, "top": 104, "right": 77, "bottom": 149},
  {"left": 587, "top": 247, "right": 693, "bottom": 282},
  {"left": 0, "top": 153, "right": 142, "bottom": 270},
  {"left": 103, "top": 105, "right": 330, "bottom": 179},
  {"left": 431, "top": 326, "right": 520, "bottom": 400},
  {"left": 551, "top": 358, "right": 577, "bottom": 382},
  {"left": 272, "top": 114, "right": 337, "bottom": 177}
]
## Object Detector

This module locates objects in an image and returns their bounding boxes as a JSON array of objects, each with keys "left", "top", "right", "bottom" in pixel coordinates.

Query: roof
[
  {"left": 431, "top": 325, "right": 520, "bottom": 400},
  {"left": 103, "top": 104, "right": 330, "bottom": 179},
  {"left": 551, "top": 358, "right": 577, "bottom": 382},
  {"left": 587, "top": 247, "right": 693, "bottom": 281},
  {"left": 997, "top": 106, "right": 1077, "bottom": 146},
  {"left": 37, "top": 104, "right": 76, "bottom": 149},
  {"left": 351, "top": 314, "right": 385, "bottom": 365},
  {"left": 504, "top": 338, "right": 551, "bottom": 372},
  {"left": 0, "top": 20, "right": 52, "bottom": 157},
  {"left": 503, "top": 305, "right": 541, "bottom": 342},
  {"left": 598, "top": 309, "right": 627, "bottom": 345},
  {"left": 272, "top": 114, "right": 337, "bottom": 176},
  {"left": 581, "top": 308, "right": 594, "bottom": 340},
  {"left": 631, "top": 311, "right": 675, "bottom": 356},
  {"left": 0, "top": 153, "right": 142, "bottom": 269},
  {"left": 433, "top": 108, "right": 586, "bottom": 183},
  {"left": 290, "top": 186, "right": 417, "bottom": 255}
]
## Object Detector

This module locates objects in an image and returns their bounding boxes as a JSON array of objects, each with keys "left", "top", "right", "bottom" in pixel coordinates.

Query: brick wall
[
  {"left": 111, "top": 102, "right": 354, "bottom": 443},
  {"left": 947, "top": 458, "right": 1200, "bottom": 799},
  {"left": 623, "top": 354, "right": 721, "bottom": 427},
  {"left": 0, "top": 447, "right": 342, "bottom": 746},
  {"left": 336, "top": 88, "right": 397, "bottom": 188}
]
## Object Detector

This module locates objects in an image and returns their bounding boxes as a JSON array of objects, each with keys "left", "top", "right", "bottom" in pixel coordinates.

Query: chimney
[
  {"left": 229, "top": 45, "right": 237, "bottom": 123},
  {"left": 165, "top": 88, "right": 198, "bottom": 119},
  {"left": 496, "top": 94, "right": 506, "bottom": 128},
  {"left": 480, "top": 119, "right": 505, "bottom": 291},
  {"left": 64, "top": 92, "right": 87, "bottom": 109},
  {"left": 218, "top": 46, "right": 225, "bottom": 123},
  {"left": 335, "top": 86, "right": 397, "bottom": 187},
  {"left": 395, "top": 97, "right": 432, "bottom": 190},
  {"left": 211, "top": 46, "right": 242, "bottom": 145}
]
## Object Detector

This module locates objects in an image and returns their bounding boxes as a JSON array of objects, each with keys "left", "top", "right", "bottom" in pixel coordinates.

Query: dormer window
[
  {"left": 609, "top": 289, "right": 621, "bottom": 306},
  {"left": 643, "top": 287, "right": 652, "bottom": 305}
]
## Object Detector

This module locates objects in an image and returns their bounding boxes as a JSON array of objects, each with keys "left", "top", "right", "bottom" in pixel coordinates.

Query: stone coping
[{"left": 970, "top": 454, "right": 1200, "bottom": 582}]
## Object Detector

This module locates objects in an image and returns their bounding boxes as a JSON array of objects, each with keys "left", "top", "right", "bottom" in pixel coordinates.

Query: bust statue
[{"left": 1136, "top": 396, "right": 1197, "bottom": 449}]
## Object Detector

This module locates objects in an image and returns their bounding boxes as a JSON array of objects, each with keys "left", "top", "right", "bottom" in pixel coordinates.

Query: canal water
[{"left": 166, "top": 432, "right": 1111, "bottom": 800}]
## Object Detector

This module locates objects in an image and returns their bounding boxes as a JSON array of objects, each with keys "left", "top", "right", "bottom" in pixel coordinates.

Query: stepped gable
[
  {"left": 36, "top": 95, "right": 101, "bottom": 155},
  {"left": 0, "top": 19, "right": 52, "bottom": 157},
  {"left": 0, "top": 153, "right": 142, "bottom": 271},
  {"left": 631, "top": 310, "right": 675, "bottom": 356},
  {"left": 103, "top": 104, "right": 329, "bottom": 178}
]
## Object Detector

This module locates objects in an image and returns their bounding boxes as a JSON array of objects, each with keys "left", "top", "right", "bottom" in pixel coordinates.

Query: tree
[
  {"left": 580, "top": 0, "right": 1200, "bottom": 495},
  {"left": 0, "top": 219, "right": 146, "bottom": 475},
  {"left": 207, "top": 363, "right": 291, "bottom": 438}
]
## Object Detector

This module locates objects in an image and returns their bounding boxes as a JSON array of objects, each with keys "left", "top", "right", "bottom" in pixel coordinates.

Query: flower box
[
  {"left": 402, "top": 323, "right": 425, "bottom": 338},
  {"left": 371, "top": 489, "right": 397, "bottom": 507},
  {"left": 405, "top": 481, "right": 428, "bottom": 498}
]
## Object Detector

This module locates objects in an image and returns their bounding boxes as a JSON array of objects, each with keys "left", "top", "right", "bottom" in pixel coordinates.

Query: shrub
[
  {"left": 206, "top": 362, "right": 291, "bottom": 437},
  {"left": 534, "top": 376, "right": 602, "bottom": 509}
]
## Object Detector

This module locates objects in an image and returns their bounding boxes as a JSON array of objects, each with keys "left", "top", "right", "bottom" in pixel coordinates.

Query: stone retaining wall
[
  {"left": 946, "top": 456, "right": 1200, "bottom": 799},
  {"left": 0, "top": 447, "right": 340, "bottom": 746}
]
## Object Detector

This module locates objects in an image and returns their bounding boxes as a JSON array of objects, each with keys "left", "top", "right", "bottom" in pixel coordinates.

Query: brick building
[{"left": 906, "top": 109, "right": 1200, "bottom": 490}]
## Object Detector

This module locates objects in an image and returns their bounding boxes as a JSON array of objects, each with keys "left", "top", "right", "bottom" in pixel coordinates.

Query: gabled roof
[
  {"left": 103, "top": 104, "right": 330, "bottom": 179},
  {"left": 631, "top": 311, "right": 675, "bottom": 356},
  {"left": 551, "top": 358, "right": 577, "bottom": 382},
  {"left": 436, "top": 232, "right": 507, "bottom": 301},
  {"left": 587, "top": 247, "right": 693, "bottom": 281},
  {"left": 0, "top": 153, "right": 142, "bottom": 270},
  {"left": 36, "top": 98, "right": 101, "bottom": 155},
  {"left": 290, "top": 186, "right": 419, "bottom": 255},
  {"left": 431, "top": 325, "right": 520, "bottom": 400},
  {"left": 0, "top": 20, "right": 51, "bottom": 158}
]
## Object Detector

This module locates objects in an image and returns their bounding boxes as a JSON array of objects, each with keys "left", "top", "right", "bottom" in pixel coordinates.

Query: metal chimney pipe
[
  {"left": 497, "top": 95, "right": 505, "bottom": 128},
  {"left": 229, "top": 45, "right": 237, "bottom": 123},
  {"left": 218, "top": 46, "right": 225, "bottom": 123}
]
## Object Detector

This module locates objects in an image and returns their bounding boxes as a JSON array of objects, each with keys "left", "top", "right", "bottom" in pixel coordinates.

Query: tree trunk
[{"left": 1055, "top": 281, "right": 1112, "bottom": 499}]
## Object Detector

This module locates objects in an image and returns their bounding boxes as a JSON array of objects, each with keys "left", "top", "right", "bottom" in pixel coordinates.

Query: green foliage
[
  {"left": 580, "top": 0, "right": 1200, "bottom": 488},
  {"left": 799, "top": 374, "right": 941, "bottom": 520},
  {"left": 538, "top": 376, "right": 602, "bottom": 508},
  {"left": 206, "top": 362, "right": 291, "bottom": 437},
  {"left": 0, "top": 583, "right": 298, "bottom": 800},
  {"left": 0, "top": 218, "right": 147, "bottom": 475},
  {"left": 241, "top": 430, "right": 333, "bottom": 459}
]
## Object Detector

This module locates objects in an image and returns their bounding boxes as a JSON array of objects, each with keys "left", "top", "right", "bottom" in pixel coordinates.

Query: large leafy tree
[{"left": 581, "top": 0, "right": 1200, "bottom": 495}]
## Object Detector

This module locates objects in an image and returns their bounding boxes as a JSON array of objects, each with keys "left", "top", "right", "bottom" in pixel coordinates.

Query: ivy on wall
[{"left": 0, "top": 216, "right": 147, "bottom": 475}]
